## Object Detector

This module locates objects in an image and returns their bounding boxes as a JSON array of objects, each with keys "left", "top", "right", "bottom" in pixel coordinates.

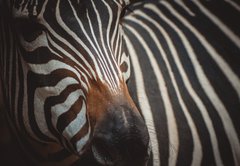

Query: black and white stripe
[
  {"left": 123, "top": 0, "right": 240, "bottom": 165},
  {"left": 0, "top": 0, "right": 133, "bottom": 165},
  {"left": 1, "top": 0, "right": 240, "bottom": 165}
]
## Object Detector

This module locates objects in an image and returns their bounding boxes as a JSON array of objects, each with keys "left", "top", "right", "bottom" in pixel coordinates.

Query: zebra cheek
[{"left": 86, "top": 83, "right": 113, "bottom": 129}]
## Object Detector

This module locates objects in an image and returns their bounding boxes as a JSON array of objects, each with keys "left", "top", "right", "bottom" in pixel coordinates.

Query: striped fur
[
  {"left": 1, "top": 0, "right": 240, "bottom": 165},
  {"left": 123, "top": 0, "right": 240, "bottom": 165},
  {"left": 0, "top": 0, "right": 138, "bottom": 165}
]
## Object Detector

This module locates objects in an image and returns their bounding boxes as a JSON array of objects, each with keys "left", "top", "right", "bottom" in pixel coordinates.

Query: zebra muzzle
[{"left": 91, "top": 105, "right": 150, "bottom": 166}]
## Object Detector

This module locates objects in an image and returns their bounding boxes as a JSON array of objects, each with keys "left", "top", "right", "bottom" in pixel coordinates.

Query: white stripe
[
  {"left": 125, "top": 22, "right": 182, "bottom": 166},
  {"left": 51, "top": 89, "right": 84, "bottom": 128},
  {"left": 102, "top": 0, "right": 122, "bottom": 79},
  {"left": 116, "top": 30, "right": 122, "bottom": 64},
  {"left": 55, "top": 1, "right": 99, "bottom": 80},
  {"left": 33, "top": 3, "right": 38, "bottom": 16},
  {"left": 161, "top": 1, "right": 240, "bottom": 99},
  {"left": 160, "top": 2, "right": 240, "bottom": 165},
  {"left": 124, "top": 0, "right": 130, "bottom": 5},
  {"left": 46, "top": 32, "right": 92, "bottom": 85},
  {"left": 85, "top": 10, "right": 111, "bottom": 83},
  {"left": 38, "top": 3, "right": 96, "bottom": 80},
  {"left": 68, "top": 0, "right": 111, "bottom": 83},
  {"left": 113, "top": 0, "right": 122, "bottom": 7},
  {"left": 48, "top": 36, "right": 92, "bottom": 85},
  {"left": 42, "top": 34, "right": 63, "bottom": 59},
  {"left": 28, "top": 59, "right": 80, "bottom": 79},
  {"left": 90, "top": 0, "right": 116, "bottom": 88},
  {"left": 90, "top": 0, "right": 120, "bottom": 91},
  {"left": 42, "top": 23, "right": 95, "bottom": 80},
  {"left": 126, "top": 10, "right": 205, "bottom": 166},
  {"left": 224, "top": 0, "right": 240, "bottom": 12},
  {"left": 175, "top": 0, "right": 195, "bottom": 16},
  {"left": 111, "top": 5, "right": 121, "bottom": 52},
  {"left": 34, "top": 77, "right": 79, "bottom": 140},
  {"left": 192, "top": 0, "right": 240, "bottom": 49},
  {"left": 76, "top": 126, "right": 91, "bottom": 154},
  {"left": 63, "top": 102, "right": 87, "bottom": 139},
  {"left": 75, "top": 67, "right": 89, "bottom": 91},
  {"left": 13, "top": 2, "right": 29, "bottom": 18},
  {"left": 19, "top": 31, "right": 50, "bottom": 52},
  {"left": 38, "top": 0, "right": 48, "bottom": 21},
  {"left": 124, "top": 32, "right": 160, "bottom": 166},
  {"left": 22, "top": 56, "right": 35, "bottom": 139}
]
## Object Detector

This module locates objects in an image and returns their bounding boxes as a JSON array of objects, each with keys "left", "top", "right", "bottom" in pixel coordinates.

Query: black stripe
[
  {"left": 56, "top": 96, "right": 84, "bottom": 134},
  {"left": 123, "top": 1, "right": 240, "bottom": 165},
  {"left": 26, "top": 68, "right": 80, "bottom": 142},
  {"left": 199, "top": 0, "right": 240, "bottom": 37},
  {"left": 156, "top": 3, "right": 236, "bottom": 165},
  {"left": 136, "top": 6, "right": 216, "bottom": 165},
  {"left": 124, "top": 23, "right": 172, "bottom": 166},
  {"left": 45, "top": 84, "right": 80, "bottom": 143}
]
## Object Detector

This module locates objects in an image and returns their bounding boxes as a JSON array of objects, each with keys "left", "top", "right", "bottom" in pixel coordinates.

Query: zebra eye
[{"left": 15, "top": 18, "right": 46, "bottom": 42}]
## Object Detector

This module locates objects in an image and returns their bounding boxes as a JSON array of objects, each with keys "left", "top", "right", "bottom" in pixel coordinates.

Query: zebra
[
  {"left": 0, "top": 0, "right": 151, "bottom": 165},
  {"left": 1, "top": 0, "right": 240, "bottom": 166},
  {"left": 122, "top": 0, "right": 240, "bottom": 166}
]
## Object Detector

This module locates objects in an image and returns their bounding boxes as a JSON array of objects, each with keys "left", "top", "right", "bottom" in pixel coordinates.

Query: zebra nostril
[
  {"left": 91, "top": 137, "right": 119, "bottom": 166},
  {"left": 91, "top": 105, "right": 150, "bottom": 165}
]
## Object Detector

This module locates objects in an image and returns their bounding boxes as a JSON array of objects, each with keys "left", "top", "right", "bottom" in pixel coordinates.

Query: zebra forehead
[
  {"left": 12, "top": 0, "right": 44, "bottom": 18},
  {"left": 12, "top": 0, "right": 126, "bottom": 18}
]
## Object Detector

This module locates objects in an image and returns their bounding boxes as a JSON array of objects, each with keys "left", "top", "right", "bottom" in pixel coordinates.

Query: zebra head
[{"left": 4, "top": 0, "right": 150, "bottom": 165}]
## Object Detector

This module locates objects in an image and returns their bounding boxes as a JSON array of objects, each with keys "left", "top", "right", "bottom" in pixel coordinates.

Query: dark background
[{"left": 0, "top": 81, "right": 26, "bottom": 165}]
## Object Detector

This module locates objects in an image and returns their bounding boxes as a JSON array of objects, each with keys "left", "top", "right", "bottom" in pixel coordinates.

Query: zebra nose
[{"left": 91, "top": 105, "right": 150, "bottom": 166}]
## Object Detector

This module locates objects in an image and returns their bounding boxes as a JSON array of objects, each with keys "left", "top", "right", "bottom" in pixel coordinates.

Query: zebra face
[{"left": 11, "top": 0, "right": 150, "bottom": 164}]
